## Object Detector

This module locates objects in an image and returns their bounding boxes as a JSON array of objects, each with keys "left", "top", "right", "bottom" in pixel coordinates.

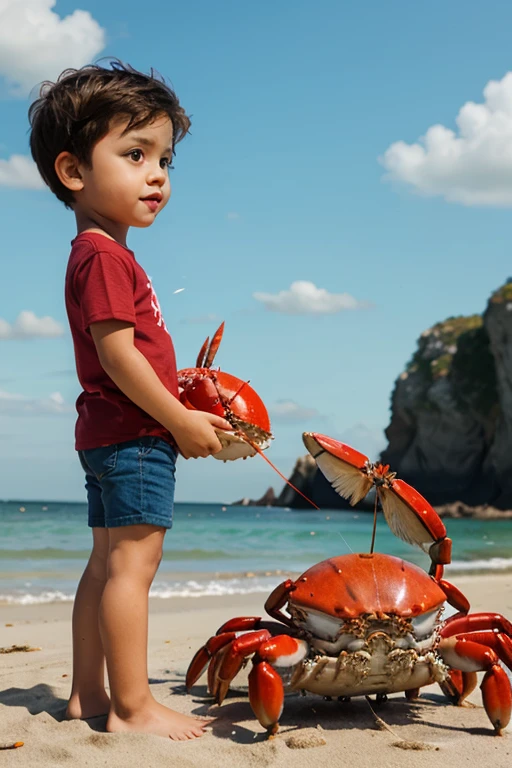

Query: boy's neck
[{"left": 74, "top": 208, "right": 129, "bottom": 247}]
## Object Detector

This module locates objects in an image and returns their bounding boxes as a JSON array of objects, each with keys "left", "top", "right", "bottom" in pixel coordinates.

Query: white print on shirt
[{"left": 146, "top": 274, "right": 169, "bottom": 334}]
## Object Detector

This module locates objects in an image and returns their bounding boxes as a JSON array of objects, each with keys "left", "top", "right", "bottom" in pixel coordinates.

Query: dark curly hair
[{"left": 28, "top": 60, "right": 191, "bottom": 208}]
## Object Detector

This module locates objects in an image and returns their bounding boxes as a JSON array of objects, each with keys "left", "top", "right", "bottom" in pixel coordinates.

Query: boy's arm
[{"left": 90, "top": 319, "right": 231, "bottom": 459}]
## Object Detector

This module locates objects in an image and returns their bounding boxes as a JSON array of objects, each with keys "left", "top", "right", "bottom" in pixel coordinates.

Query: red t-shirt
[{"left": 65, "top": 231, "right": 179, "bottom": 450}]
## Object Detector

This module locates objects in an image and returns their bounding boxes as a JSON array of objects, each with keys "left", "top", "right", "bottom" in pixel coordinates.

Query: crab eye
[{"left": 411, "top": 609, "right": 440, "bottom": 639}]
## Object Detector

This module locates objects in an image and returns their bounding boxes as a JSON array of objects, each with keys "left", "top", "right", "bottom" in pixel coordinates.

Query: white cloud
[
  {"left": 0, "top": 154, "right": 44, "bottom": 189},
  {"left": 226, "top": 212, "right": 240, "bottom": 220},
  {"left": 253, "top": 281, "right": 370, "bottom": 314},
  {"left": 0, "top": 311, "right": 65, "bottom": 339},
  {"left": 0, "top": 389, "right": 73, "bottom": 416},
  {"left": 381, "top": 71, "right": 512, "bottom": 207},
  {"left": 0, "top": 0, "right": 106, "bottom": 97},
  {"left": 270, "top": 400, "right": 321, "bottom": 423}
]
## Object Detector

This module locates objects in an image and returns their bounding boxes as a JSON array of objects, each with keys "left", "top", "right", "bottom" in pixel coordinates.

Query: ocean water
[{"left": 1, "top": 500, "right": 512, "bottom": 605}]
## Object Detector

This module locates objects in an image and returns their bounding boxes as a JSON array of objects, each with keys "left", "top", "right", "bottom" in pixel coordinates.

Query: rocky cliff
[
  {"left": 381, "top": 280, "right": 512, "bottom": 509},
  {"left": 260, "top": 279, "right": 512, "bottom": 512}
]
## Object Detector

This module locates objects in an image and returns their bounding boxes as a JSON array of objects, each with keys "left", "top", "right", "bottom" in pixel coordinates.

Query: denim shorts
[{"left": 78, "top": 437, "right": 178, "bottom": 529}]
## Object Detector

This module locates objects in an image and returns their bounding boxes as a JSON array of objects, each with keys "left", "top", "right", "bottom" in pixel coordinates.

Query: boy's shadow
[{"left": 0, "top": 684, "right": 106, "bottom": 731}]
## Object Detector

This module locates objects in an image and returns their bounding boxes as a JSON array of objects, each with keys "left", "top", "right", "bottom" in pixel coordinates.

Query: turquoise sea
[{"left": 1, "top": 500, "right": 512, "bottom": 605}]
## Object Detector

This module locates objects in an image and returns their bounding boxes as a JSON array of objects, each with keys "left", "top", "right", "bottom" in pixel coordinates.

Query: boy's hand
[{"left": 173, "top": 410, "right": 233, "bottom": 459}]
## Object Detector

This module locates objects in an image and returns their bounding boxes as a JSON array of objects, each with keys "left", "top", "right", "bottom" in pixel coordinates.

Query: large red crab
[{"left": 186, "top": 434, "right": 512, "bottom": 736}]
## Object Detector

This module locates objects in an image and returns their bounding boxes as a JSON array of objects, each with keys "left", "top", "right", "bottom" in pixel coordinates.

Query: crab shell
[
  {"left": 177, "top": 367, "right": 273, "bottom": 460},
  {"left": 288, "top": 552, "right": 446, "bottom": 621}
]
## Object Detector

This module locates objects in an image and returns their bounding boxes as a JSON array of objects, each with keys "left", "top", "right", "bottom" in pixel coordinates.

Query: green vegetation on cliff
[
  {"left": 490, "top": 277, "right": 512, "bottom": 303},
  {"left": 404, "top": 313, "right": 498, "bottom": 417}
]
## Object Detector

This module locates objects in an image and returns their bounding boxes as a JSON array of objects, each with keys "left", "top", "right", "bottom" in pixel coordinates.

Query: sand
[{"left": 1, "top": 573, "right": 512, "bottom": 768}]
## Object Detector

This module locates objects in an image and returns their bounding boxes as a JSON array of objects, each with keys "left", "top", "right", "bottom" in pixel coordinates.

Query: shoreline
[
  {"left": 3, "top": 559, "right": 512, "bottom": 608},
  {"left": 1, "top": 570, "right": 510, "bottom": 619}
]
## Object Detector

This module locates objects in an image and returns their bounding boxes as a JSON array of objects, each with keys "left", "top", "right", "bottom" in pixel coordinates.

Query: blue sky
[{"left": 1, "top": 0, "right": 511, "bottom": 502}]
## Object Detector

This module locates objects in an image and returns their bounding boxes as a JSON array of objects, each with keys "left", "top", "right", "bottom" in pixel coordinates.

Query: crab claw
[
  {"left": 204, "top": 322, "right": 225, "bottom": 368},
  {"left": 303, "top": 432, "right": 450, "bottom": 564},
  {"left": 378, "top": 479, "right": 450, "bottom": 563},
  {"left": 302, "top": 432, "right": 372, "bottom": 505},
  {"left": 179, "top": 377, "right": 226, "bottom": 417}
]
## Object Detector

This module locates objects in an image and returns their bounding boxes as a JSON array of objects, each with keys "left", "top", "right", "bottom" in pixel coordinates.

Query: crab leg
[
  {"left": 264, "top": 580, "right": 297, "bottom": 627},
  {"left": 441, "top": 612, "right": 512, "bottom": 638},
  {"left": 249, "top": 662, "right": 283, "bottom": 736},
  {"left": 186, "top": 631, "right": 237, "bottom": 689},
  {"left": 436, "top": 579, "right": 471, "bottom": 615},
  {"left": 213, "top": 629, "right": 272, "bottom": 704},
  {"left": 444, "top": 630, "right": 512, "bottom": 671},
  {"left": 439, "top": 637, "right": 512, "bottom": 734},
  {"left": 216, "top": 616, "right": 297, "bottom": 637},
  {"left": 215, "top": 616, "right": 262, "bottom": 633},
  {"left": 248, "top": 636, "right": 309, "bottom": 735},
  {"left": 440, "top": 669, "right": 478, "bottom": 706}
]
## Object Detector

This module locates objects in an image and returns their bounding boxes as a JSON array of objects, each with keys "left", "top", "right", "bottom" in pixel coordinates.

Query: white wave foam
[
  {"left": 447, "top": 557, "right": 512, "bottom": 572},
  {"left": 0, "top": 590, "right": 72, "bottom": 605},
  {"left": 3, "top": 559, "right": 512, "bottom": 605},
  {"left": 148, "top": 577, "right": 281, "bottom": 599},
  {"left": 0, "top": 577, "right": 281, "bottom": 605}
]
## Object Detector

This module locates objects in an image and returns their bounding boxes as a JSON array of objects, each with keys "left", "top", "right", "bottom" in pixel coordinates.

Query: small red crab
[
  {"left": 186, "top": 434, "right": 512, "bottom": 736},
  {"left": 177, "top": 323, "right": 272, "bottom": 461}
]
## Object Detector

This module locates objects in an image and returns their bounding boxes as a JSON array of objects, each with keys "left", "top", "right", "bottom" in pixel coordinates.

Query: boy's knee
[
  {"left": 107, "top": 531, "right": 164, "bottom": 582},
  {"left": 87, "top": 553, "right": 108, "bottom": 582}
]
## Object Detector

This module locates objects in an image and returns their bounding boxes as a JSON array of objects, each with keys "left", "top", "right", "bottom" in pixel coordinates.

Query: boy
[{"left": 28, "top": 62, "right": 232, "bottom": 741}]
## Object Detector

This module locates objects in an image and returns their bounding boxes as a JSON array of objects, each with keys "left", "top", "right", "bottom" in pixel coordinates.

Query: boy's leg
[
  {"left": 101, "top": 524, "right": 210, "bottom": 740},
  {"left": 66, "top": 527, "right": 111, "bottom": 719}
]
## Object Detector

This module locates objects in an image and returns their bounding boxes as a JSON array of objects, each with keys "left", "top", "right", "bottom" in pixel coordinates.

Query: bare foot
[
  {"left": 106, "top": 700, "right": 212, "bottom": 740},
  {"left": 66, "top": 690, "right": 111, "bottom": 720}
]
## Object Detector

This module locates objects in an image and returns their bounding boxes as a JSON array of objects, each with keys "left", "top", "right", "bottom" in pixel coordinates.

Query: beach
[{"left": 1, "top": 573, "right": 512, "bottom": 768}]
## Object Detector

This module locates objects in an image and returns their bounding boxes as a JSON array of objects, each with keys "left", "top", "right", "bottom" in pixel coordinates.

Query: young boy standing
[{"left": 29, "top": 62, "right": 231, "bottom": 741}]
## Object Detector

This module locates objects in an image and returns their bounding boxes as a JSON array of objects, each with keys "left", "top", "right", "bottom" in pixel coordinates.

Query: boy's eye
[
  {"left": 128, "top": 149, "right": 143, "bottom": 162},
  {"left": 160, "top": 157, "right": 174, "bottom": 170}
]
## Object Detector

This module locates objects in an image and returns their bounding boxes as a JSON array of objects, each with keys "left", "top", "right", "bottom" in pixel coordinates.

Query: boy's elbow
[{"left": 98, "top": 346, "right": 137, "bottom": 376}]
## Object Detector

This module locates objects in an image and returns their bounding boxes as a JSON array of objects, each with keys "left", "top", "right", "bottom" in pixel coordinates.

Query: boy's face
[{"left": 75, "top": 114, "right": 174, "bottom": 229}]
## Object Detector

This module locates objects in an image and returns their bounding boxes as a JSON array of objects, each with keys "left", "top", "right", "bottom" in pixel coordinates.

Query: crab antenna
[
  {"left": 196, "top": 336, "right": 210, "bottom": 368},
  {"left": 204, "top": 322, "right": 225, "bottom": 368},
  {"left": 370, "top": 490, "right": 379, "bottom": 553},
  {"left": 226, "top": 380, "right": 250, "bottom": 407},
  {"left": 244, "top": 437, "right": 320, "bottom": 511}
]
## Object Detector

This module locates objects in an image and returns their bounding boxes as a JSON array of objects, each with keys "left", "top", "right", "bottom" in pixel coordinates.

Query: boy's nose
[{"left": 147, "top": 164, "right": 166, "bottom": 185}]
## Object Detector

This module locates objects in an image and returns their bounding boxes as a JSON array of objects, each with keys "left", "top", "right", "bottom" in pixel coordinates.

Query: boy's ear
[{"left": 54, "top": 151, "right": 84, "bottom": 192}]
